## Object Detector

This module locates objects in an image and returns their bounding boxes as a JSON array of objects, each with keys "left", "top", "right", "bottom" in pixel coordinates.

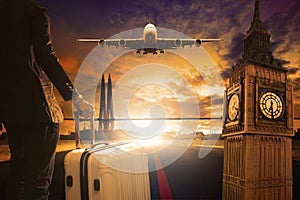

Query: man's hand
[{"left": 73, "top": 94, "right": 94, "bottom": 118}]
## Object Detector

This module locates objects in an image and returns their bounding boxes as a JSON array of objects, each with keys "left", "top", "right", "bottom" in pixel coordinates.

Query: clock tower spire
[
  {"left": 235, "top": 0, "right": 285, "bottom": 72},
  {"left": 253, "top": 0, "right": 260, "bottom": 21},
  {"left": 251, "top": 0, "right": 263, "bottom": 31}
]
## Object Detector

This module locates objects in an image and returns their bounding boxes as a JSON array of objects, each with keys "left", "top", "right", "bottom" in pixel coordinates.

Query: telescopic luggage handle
[
  {"left": 74, "top": 111, "right": 96, "bottom": 148},
  {"left": 90, "top": 114, "right": 95, "bottom": 146},
  {"left": 74, "top": 111, "right": 81, "bottom": 149}
]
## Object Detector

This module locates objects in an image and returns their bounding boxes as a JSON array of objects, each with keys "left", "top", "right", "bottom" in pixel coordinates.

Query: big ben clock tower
[{"left": 222, "top": 0, "right": 294, "bottom": 199}]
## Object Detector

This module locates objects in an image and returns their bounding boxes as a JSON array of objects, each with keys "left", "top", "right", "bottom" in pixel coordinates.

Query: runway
[{"left": 1, "top": 144, "right": 300, "bottom": 200}]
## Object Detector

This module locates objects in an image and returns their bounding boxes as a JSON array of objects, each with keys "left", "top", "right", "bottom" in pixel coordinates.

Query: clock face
[
  {"left": 228, "top": 94, "right": 239, "bottom": 121},
  {"left": 259, "top": 91, "right": 283, "bottom": 119}
]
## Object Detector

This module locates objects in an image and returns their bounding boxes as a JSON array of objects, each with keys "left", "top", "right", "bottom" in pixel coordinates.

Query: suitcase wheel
[
  {"left": 94, "top": 179, "right": 101, "bottom": 191},
  {"left": 66, "top": 175, "right": 73, "bottom": 187}
]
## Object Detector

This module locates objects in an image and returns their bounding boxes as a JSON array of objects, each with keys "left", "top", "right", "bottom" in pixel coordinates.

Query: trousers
[{"left": 5, "top": 122, "right": 59, "bottom": 200}]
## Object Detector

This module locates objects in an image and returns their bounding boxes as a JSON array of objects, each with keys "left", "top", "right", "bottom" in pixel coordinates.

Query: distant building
[
  {"left": 294, "top": 128, "right": 300, "bottom": 140},
  {"left": 59, "top": 132, "right": 76, "bottom": 140},
  {"left": 98, "top": 74, "right": 114, "bottom": 132},
  {"left": 195, "top": 132, "right": 205, "bottom": 140}
]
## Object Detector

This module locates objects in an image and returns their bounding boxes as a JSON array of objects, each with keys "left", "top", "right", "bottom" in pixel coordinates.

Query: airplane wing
[
  {"left": 156, "top": 38, "right": 223, "bottom": 49},
  {"left": 77, "top": 38, "right": 144, "bottom": 49}
]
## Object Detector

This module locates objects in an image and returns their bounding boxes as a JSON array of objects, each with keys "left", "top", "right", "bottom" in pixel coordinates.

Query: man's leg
[
  {"left": 6, "top": 123, "right": 25, "bottom": 200},
  {"left": 6, "top": 122, "right": 59, "bottom": 200},
  {"left": 23, "top": 122, "right": 60, "bottom": 200}
]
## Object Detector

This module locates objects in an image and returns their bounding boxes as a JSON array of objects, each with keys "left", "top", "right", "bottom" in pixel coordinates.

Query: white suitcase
[{"left": 64, "top": 141, "right": 151, "bottom": 200}]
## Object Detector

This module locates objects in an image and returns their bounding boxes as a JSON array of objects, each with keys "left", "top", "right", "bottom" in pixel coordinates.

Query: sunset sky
[{"left": 37, "top": 0, "right": 300, "bottom": 134}]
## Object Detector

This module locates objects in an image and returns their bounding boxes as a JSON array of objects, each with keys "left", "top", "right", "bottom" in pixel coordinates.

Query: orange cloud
[{"left": 59, "top": 57, "right": 80, "bottom": 80}]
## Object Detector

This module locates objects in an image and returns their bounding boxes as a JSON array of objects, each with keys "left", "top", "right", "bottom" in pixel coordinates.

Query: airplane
[{"left": 77, "top": 23, "right": 223, "bottom": 55}]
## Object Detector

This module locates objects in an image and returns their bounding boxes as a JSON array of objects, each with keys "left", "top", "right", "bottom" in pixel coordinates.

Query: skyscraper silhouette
[
  {"left": 106, "top": 74, "right": 114, "bottom": 121},
  {"left": 99, "top": 74, "right": 106, "bottom": 121},
  {"left": 98, "top": 74, "right": 114, "bottom": 132}
]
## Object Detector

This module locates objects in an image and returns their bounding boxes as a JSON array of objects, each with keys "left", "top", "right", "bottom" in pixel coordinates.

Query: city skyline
[{"left": 36, "top": 0, "right": 300, "bottom": 133}]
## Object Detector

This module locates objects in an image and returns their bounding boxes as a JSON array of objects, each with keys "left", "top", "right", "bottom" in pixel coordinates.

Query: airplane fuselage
[{"left": 143, "top": 23, "right": 158, "bottom": 50}]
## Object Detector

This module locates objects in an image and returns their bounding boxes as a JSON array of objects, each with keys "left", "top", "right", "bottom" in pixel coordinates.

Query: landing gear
[{"left": 136, "top": 49, "right": 165, "bottom": 55}]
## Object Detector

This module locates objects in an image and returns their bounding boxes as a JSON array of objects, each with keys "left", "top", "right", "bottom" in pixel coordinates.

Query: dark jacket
[{"left": 0, "top": 0, "right": 73, "bottom": 123}]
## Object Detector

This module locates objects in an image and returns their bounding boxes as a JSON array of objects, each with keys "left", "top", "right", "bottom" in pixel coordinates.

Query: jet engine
[
  {"left": 119, "top": 39, "right": 126, "bottom": 47},
  {"left": 99, "top": 40, "right": 105, "bottom": 47},
  {"left": 196, "top": 39, "right": 201, "bottom": 47},
  {"left": 174, "top": 39, "right": 181, "bottom": 47}
]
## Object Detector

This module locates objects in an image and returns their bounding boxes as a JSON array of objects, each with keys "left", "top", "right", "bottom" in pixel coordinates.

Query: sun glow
[{"left": 132, "top": 119, "right": 152, "bottom": 128}]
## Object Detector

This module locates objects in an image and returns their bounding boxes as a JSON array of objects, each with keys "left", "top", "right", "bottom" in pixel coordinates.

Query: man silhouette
[{"left": 0, "top": 0, "right": 93, "bottom": 199}]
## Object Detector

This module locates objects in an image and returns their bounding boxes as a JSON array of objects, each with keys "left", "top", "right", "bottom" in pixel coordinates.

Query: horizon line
[{"left": 64, "top": 117, "right": 223, "bottom": 121}]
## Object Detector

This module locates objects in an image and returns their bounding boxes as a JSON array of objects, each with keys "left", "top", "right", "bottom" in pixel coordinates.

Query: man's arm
[
  {"left": 30, "top": 5, "right": 94, "bottom": 118},
  {"left": 30, "top": 7, "right": 73, "bottom": 101}
]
